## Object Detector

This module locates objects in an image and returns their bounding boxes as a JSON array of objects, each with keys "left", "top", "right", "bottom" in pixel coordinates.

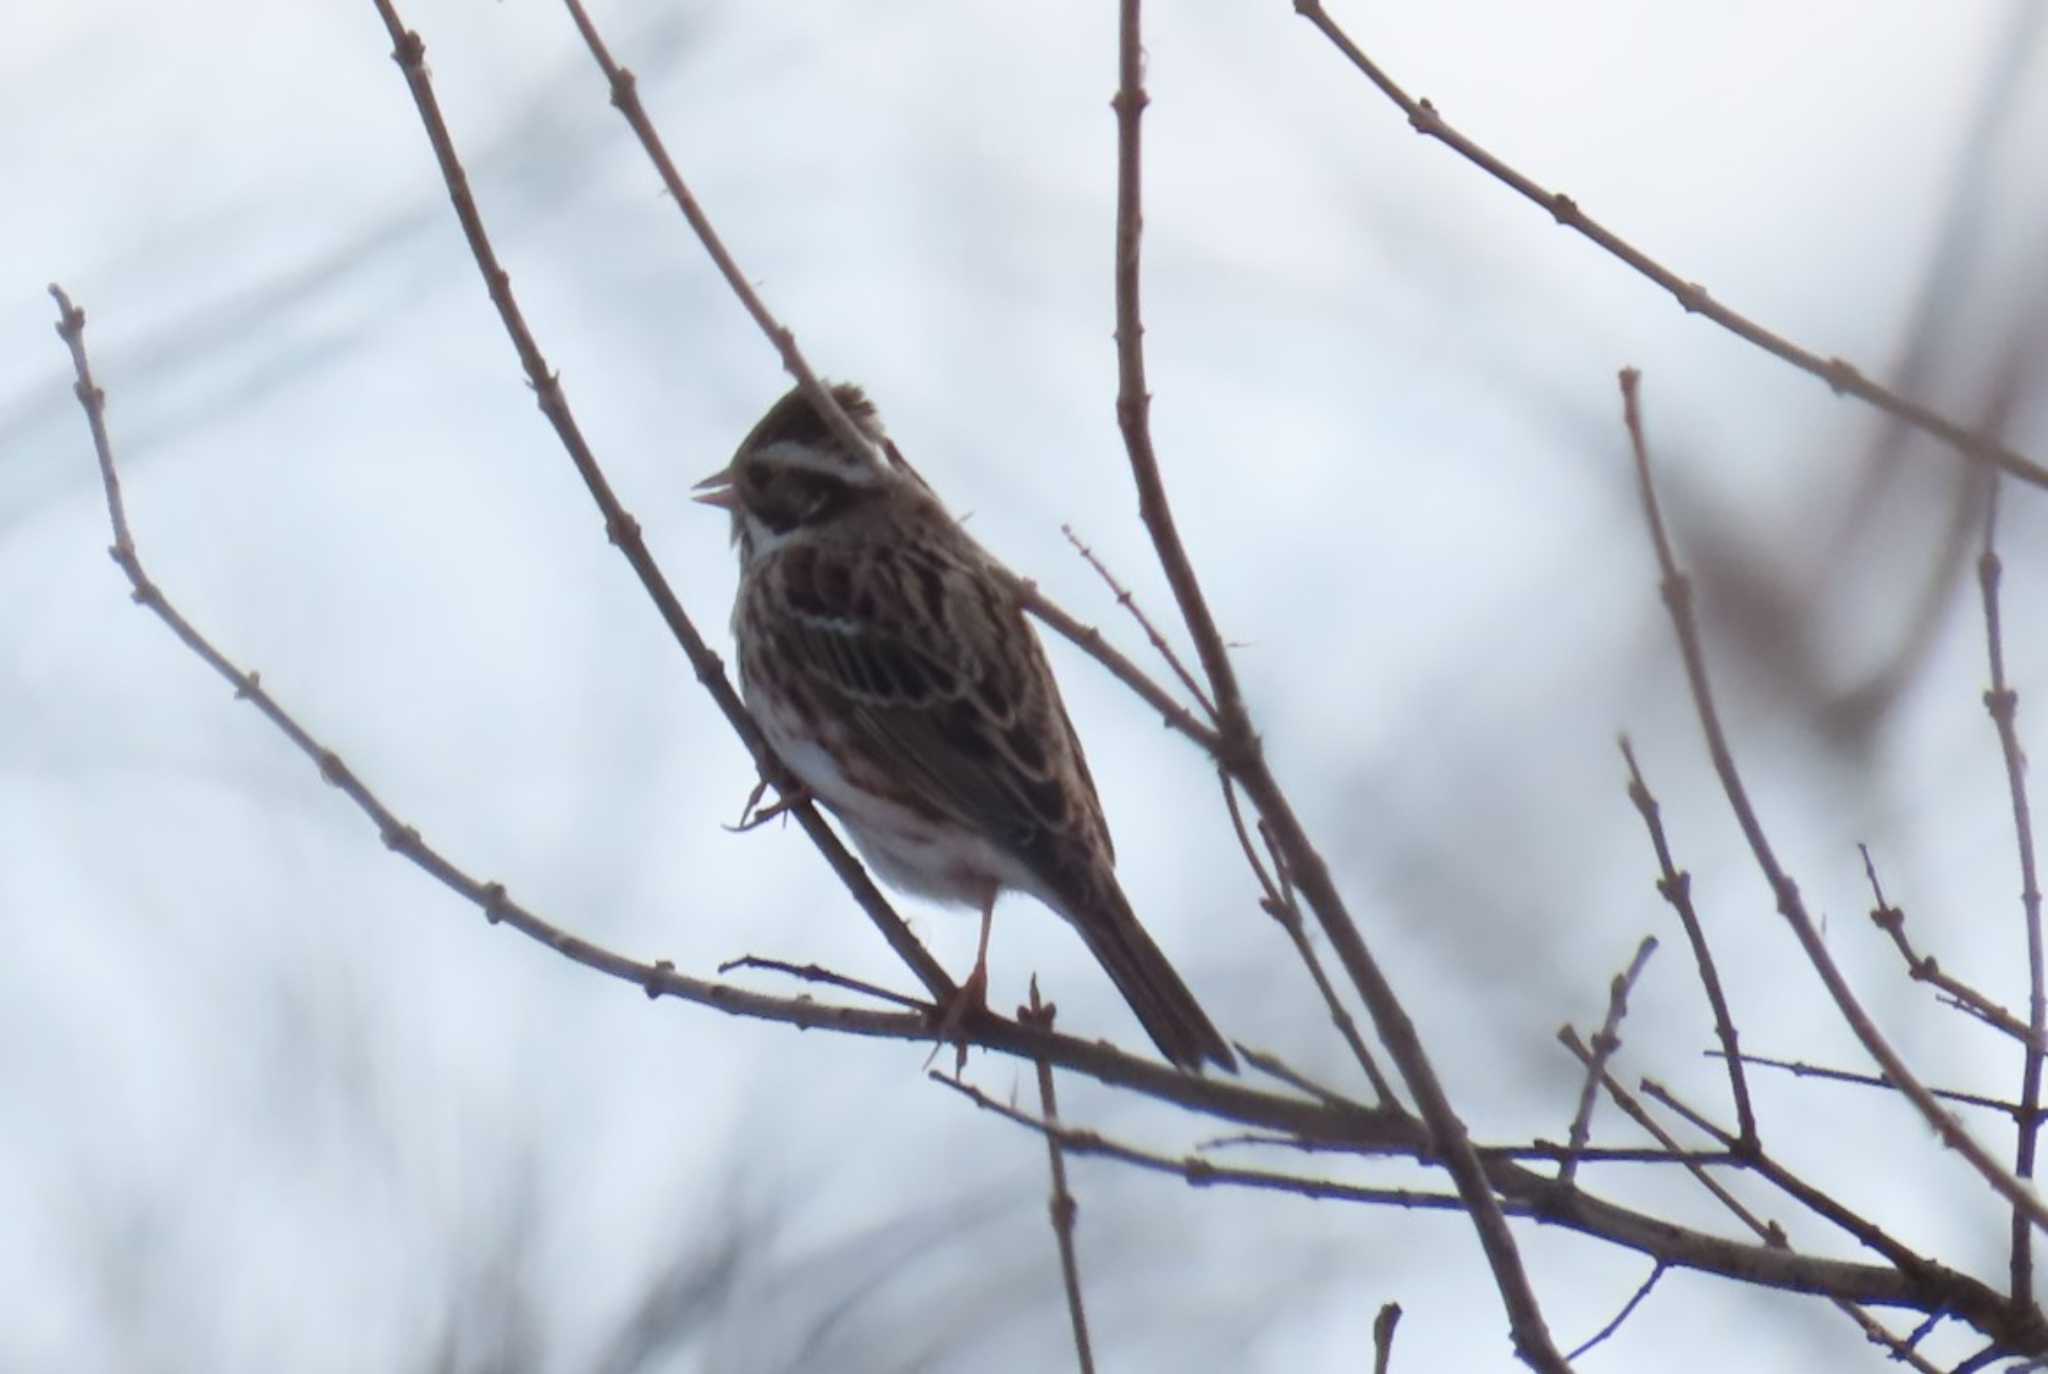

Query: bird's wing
[{"left": 754, "top": 537, "right": 1108, "bottom": 877}]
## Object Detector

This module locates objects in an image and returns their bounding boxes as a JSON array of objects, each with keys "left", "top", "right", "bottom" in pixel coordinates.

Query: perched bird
[{"left": 695, "top": 382, "right": 1234, "bottom": 1072}]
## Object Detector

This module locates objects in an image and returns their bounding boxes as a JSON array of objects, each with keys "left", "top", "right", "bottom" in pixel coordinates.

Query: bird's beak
[{"left": 692, "top": 464, "right": 739, "bottom": 511}]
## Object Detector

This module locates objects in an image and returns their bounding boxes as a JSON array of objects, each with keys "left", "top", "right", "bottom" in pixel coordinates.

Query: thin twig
[
  {"left": 1012, "top": 578, "right": 1224, "bottom": 751},
  {"left": 360, "top": 3, "right": 954, "bottom": 1002},
  {"left": 1236, "top": 1045, "right": 1370, "bottom": 1114},
  {"left": 1979, "top": 472, "right": 2048, "bottom": 1305},
  {"left": 555, "top": 0, "right": 875, "bottom": 474},
  {"left": 1709, "top": 1050, "right": 2025, "bottom": 1119},
  {"left": 1200, "top": 1130, "right": 1736, "bottom": 1171},
  {"left": 1558, "top": 936, "right": 1658, "bottom": 1185},
  {"left": 936, "top": 1072, "right": 1479, "bottom": 1212},
  {"left": 1293, "top": 1, "right": 2048, "bottom": 490},
  {"left": 1372, "top": 1302, "right": 1402, "bottom": 1374},
  {"left": 1564, "top": 1263, "right": 1666, "bottom": 1362},
  {"left": 1220, "top": 779, "right": 1395, "bottom": 1106},
  {"left": 1620, "top": 737, "right": 1756, "bottom": 1146},
  {"left": 1022, "top": 983, "right": 1095, "bottom": 1374},
  {"left": 1618, "top": 368, "right": 2048, "bottom": 1237},
  {"left": 1061, "top": 523, "right": 1216, "bottom": 718},
  {"left": 1863, "top": 848, "right": 2044, "bottom": 1052},
  {"left": 714, "top": 956, "right": 928, "bottom": 1011}
]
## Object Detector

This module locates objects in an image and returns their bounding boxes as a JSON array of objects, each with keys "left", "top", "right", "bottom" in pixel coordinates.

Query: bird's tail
[{"left": 1072, "top": 884, "right": 1236, "bottom": 1073}]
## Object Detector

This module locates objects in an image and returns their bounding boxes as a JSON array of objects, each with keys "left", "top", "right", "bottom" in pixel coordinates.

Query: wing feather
[{"left": 758, "top": 538, "right": 1104, "bottom": 876}]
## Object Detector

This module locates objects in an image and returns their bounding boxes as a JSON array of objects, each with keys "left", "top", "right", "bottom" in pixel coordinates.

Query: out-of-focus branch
[
  {"left": 1618, "top": 368, "right": 2048, "bottom": 1238},
  {"left": 1619, "top": 738, "right": 1755, "bottom": 1147},
  {"left": 1979, "top": 465, "right": 2048, "bottom": 1304},
  {"left": 1293, "top": 0, "right": 2048, "bottom": 490}
]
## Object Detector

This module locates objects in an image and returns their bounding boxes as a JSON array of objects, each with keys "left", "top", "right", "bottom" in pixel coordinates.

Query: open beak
[{"left": 692, "top": 464, "right": 739, "bottom": 511}]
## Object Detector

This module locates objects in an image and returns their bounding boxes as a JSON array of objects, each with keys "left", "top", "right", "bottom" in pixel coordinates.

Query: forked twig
[
  {"left": 1618, "top": 368, "right": 2048, "bottom": 1238},
  {"left": 1219, "top": 778, "right": 1395, "bottom": 1105},
  {"left": 1562, "top": 1038, "right": 1947, "bottom": 1372},
  {"left": 1862, "top": 849, "right": 2043, "bottom": 1051},
  {"left": 1619, "top": 738, "right": 1755, "bottom": 1146},
  {"left": 1557, "top": 936, "right": 1658, "bottom": 1185},
  {"left": 1062, "top": 523, "right": 1216, "bottom": 718},
  {"left": 1293, "top": 1, "right": 2048, "bottom": 490}
]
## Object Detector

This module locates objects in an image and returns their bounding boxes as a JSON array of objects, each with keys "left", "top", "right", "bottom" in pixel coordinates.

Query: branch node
[
  {"left": 481, "top": 881, "right": 508, "bottom": 924},
  {"left": 646, "top": 958, "right": 674, "bottom": 999},
  {"left": 390, "top": 28, "right": 424, "bottom": 69},
  {"left": 608, "top": 64, "right": 637, "bottom": 112}
]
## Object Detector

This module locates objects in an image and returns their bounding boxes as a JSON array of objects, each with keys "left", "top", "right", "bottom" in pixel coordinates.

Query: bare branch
[
  {"left": 1563, "top": 1038, "right": 1954, "bottom": 1372},
  {"left": 1620, "top": 737, "right": 1756, "bottom": 1145},
  {"left": 1022, "top": 985, "right": 1095, "bottom": 1374},
  {"left": 359, "top": 2, "right": 954, "bottom": 1000},
  {"left": 1863, "top": 848, "right": 2044, "bottom": 1051},
  {"left": 1564, "top": 1263, "right": 1665, "bottom": 1363},
  {"left": 1062, "top": 523, "right": 1216, "bottom": 718},
  {"left": 1618, "top": 368, "right": 2048, "bottom": 1237},
  {"left": 714, "top": 956, "right": 928, "bottom": 1012},
  {"left": 1372, "top": 1302, "right": 1402, "bottom": 1374},
  {"left": 1104, "top": 6, "right": 1563, "bottom": 1362},
  {"left": 1293, "top": 1, "right": 2048, "bottom": 490},
  {"left": 1557, "top": 936, "right": 1658, "bottom": 1185},
  {"left": 1218, "top": 779, "right": 1396, "bottom": 1106},
  {"left": 1710, "top": 1051, "right": 2024, "bottom": 1119},
  {"left": 1979, "top": 469, "right": 2048, "bottom": 1303}
]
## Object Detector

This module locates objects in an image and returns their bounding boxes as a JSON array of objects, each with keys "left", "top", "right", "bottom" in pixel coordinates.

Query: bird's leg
[
  {"left": 725, "top": 775, "right": 813, "bottom": 833},
  {"left": 930, "top": 890, "right": 995, "bottom": 1072}
]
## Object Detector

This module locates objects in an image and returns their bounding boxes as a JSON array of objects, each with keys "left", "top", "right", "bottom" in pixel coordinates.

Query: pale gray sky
[{"left": 5, "top": 3, "right": 2047, "bottom": 1369}]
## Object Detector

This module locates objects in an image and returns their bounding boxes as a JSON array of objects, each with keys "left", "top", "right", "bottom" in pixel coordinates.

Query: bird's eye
[{"left": 743, "top": 460, "right": 771, "bottom": 489}]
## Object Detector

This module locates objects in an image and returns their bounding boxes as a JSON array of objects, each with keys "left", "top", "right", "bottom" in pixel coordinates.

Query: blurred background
[{"left": 6, "top": 2, "right": 2048, "bottom": 1368}]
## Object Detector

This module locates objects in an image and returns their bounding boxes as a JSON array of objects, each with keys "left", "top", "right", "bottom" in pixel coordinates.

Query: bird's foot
[
  {"left": 725, "top": 777, "right": 811, "bottom": 833},
  {"left": 926, "top": 963, "right": 989, "bottom": 1074}
]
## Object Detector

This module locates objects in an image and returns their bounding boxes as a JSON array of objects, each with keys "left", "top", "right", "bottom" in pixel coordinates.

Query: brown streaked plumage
[{"left": 696, "top": 382, "right": 1234, "bottom": 1072}]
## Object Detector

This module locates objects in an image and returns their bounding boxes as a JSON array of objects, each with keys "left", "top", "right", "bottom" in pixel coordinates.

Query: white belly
[{"left": 744, "top": 667, "right": 1059, "bottom": 915}]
